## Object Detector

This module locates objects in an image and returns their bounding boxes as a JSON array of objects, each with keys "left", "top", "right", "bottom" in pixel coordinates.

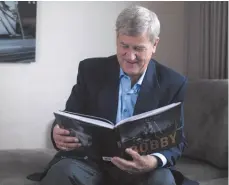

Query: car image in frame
[{"left": 0, "top": 1, "right": 37, "bottom": 63}]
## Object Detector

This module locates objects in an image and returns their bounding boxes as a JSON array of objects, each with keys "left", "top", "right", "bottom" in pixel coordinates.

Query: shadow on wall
[{"left": 45, "top": 120, "right": 55, "bottom": 149}]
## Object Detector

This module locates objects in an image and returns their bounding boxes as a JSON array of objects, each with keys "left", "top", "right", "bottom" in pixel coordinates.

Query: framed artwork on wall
[{"left": 0, "top": 1, "right": 37, "bottom": 63}]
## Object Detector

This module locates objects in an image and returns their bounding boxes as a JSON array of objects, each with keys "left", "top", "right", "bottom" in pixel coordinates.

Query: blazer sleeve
[
  {"left": 156, "top": 77, "right": 188, "bottom": 168},
  {"left": 51, "top": 61, "right": 88, "bottom": 150}
]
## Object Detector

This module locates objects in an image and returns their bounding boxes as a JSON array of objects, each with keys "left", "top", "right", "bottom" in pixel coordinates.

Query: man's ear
[
  {"left": 154, "top": 37, "right": 160, "bottom": 47},
  {"left": 152, "top": 37, "right": 160, "bottom": 54}
]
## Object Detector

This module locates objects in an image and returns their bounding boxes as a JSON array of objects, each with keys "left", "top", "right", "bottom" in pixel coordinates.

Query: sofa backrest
[{"left": 183, "top": 79, "right": 228, "bottom": 169}]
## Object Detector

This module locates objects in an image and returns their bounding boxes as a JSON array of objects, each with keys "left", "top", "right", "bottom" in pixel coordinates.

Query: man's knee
[
  {"left": 48, "top": 158, "right": 75, "bottom": 176},
  {"left": 41, "top": 158, "right": 103, "bottom": 185},
  {"left": 40, "top": 159, "right": 75, "bottom": 185},
  {"left": 146, "top": 168, "right": 176, "bottom": 185}
]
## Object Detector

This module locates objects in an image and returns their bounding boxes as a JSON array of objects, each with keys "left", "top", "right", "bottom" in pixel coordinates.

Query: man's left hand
[{"left": 111, "top": 148, "right": 158, "bottom": 174}]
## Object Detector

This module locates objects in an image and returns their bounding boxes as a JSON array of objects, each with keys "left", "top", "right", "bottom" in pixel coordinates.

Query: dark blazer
[{"left": 28, "top": 55, "right": 198, "bottom": 185}]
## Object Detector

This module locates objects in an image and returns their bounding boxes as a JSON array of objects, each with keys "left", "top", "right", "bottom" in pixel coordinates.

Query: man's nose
[{"left": 125, "top": 50, "right": 136, "bottom": 60}]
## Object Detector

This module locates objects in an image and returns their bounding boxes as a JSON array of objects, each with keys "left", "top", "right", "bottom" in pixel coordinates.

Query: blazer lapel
[
  {"left": 97, "top": 56, "right": 120, "bottom": 123},
  {"left": 133, "top": 60, "right": 161, "bottom": 115}
]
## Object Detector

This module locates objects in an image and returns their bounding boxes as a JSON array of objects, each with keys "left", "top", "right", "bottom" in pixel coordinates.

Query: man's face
[{"left": 116, "top": 32, "right": 159, "bottom": 79}]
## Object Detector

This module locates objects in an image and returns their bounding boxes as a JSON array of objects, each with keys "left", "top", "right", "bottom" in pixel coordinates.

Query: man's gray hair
[{"left": 116, "top": 5, "right": 160, "bottom": 44}]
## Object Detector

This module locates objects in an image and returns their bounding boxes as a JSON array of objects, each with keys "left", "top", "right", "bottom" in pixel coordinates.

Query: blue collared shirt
[
  {"left": 116, "top": 68, "right": 167, "bottom": 167},
  {"left": 116, "top": 68, "right": 145, "bottom": 123}
]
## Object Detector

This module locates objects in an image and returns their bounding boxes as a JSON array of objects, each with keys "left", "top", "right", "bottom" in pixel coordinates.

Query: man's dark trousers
[{"left": 40, "top": 158, "right": 176, "bottom": 185}]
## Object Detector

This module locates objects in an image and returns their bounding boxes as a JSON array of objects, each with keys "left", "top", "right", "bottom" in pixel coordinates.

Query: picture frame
[{"left": 0, "top": 1, "right": 37, "bottom": 63}]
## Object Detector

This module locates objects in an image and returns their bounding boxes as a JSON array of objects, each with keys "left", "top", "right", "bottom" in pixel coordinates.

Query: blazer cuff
[{"left": 151, "top": 153, "right": 167, "bottom": 167}]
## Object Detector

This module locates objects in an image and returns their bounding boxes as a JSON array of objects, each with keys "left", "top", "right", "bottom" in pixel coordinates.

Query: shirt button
[{"left": 124, "top": 109, "right": 127, "bottom": 112}]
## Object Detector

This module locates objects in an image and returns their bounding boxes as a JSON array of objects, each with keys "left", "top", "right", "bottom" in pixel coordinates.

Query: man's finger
[
  {"left": 111, "top": 161, "right": 126, "bottom": 171},
  {"left": 56, "top": 140, "right": 81, "bottom": 149},
  {"left": 56, "top": 141, "right": 66, "bottom": 148},
  {"left": 55, "top": 127, "right": 70, "bottom": 136},
  {"left": 65, "top": 142, "right": 81, "bottom": 149},
  {"left": 56, "top": 144, "right": 67, "bottom": 151},
  {"left": 54, "top": 135, "right": 65, "bottom": 142},
  {"left": 56, "top": 142, "right": 67, "bottom": 150},
  {"left": 111, "top": 157, "right": 128, "bottom": 171},
  {"left": 125, "top": 148, "right": 141, "bottom": 161},
  {"left": 111, "top": 157, "right": 135, "bottom": 170},
  {"left": 55, "top": 135, "right": 79, "bottom": 143},
  {"left": 62, "top": 136, "right": 79, "bottom": 143}
]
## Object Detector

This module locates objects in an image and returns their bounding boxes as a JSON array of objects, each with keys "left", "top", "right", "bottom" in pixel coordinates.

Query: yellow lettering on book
[
  {"left": 169, "top": 132, "right": 176, "bottom": 144},
  {"left": 139, "top": 143, "right": 148, "bottom": 153},
  {"left": 131, "top": 146, "right": 139, "bottom": 153},
  {"left": 160, "top": 137, "right": 169, "bottom": 148},
  {"left": 150, "top": 140, "right": 159, "bottom": 150},
  {"left": 128, "top": 131, "right": 178, "bottom": 154}
]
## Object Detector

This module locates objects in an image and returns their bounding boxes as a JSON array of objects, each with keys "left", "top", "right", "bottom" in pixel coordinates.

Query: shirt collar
[{"left": 119, "top": 68, "right": 146, "bottom": 86}]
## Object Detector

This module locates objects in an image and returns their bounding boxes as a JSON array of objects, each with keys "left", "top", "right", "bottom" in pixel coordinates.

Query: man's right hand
[{"left": 53, "top": 124, "right": 81, "bottom": 151}]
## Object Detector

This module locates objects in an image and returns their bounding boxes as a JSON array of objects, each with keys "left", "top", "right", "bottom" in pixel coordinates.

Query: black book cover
[{"left": 54, "top": 102, "right": 183, "bottom": 160}]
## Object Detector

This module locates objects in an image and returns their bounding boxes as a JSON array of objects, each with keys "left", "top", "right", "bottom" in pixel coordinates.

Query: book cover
[{"left": 54, "top": 102, "right": 183, "bottom": 160}]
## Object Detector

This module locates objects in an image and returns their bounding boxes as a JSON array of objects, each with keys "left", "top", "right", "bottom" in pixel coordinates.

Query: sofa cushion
[
  {"left": 183, "top": 80, "right": 228, "bottom": 169},
  {"left": 199, "top": 177, "right": 228, "bottom": 185},
  {"left": 0, "top": 149, "right": 56, "bottom": 185},
  {"left": 0, "top": 178, "right": 39, "bottom": 185},
  {"left": 176, "top": 157, "right": 228, "bottom": 182}
]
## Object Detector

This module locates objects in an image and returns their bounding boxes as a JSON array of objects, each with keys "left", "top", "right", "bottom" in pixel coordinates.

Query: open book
[{"left": 54, "top": 102, "right": 183, "bottom": 161}]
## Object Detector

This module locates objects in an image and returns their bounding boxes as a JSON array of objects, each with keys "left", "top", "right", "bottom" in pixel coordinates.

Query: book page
[
  {"left": 115, "top": 102, "right": 181, "bottom": 127},
  {"left": 63, "top": 111, "right": 114, "bottom": 124},
  {"left": 54, "top": 111, "right": 114, "bottom": 129}
]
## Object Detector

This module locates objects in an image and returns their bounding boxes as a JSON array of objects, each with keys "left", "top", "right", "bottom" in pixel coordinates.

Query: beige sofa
[{"left": 0, "top": 79, "right": 228, "bottom": 185}]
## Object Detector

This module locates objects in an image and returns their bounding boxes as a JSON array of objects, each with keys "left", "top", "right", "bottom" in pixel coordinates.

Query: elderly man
[{"left": 34, "top": 5, "right": 198, "bottom": 185}]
